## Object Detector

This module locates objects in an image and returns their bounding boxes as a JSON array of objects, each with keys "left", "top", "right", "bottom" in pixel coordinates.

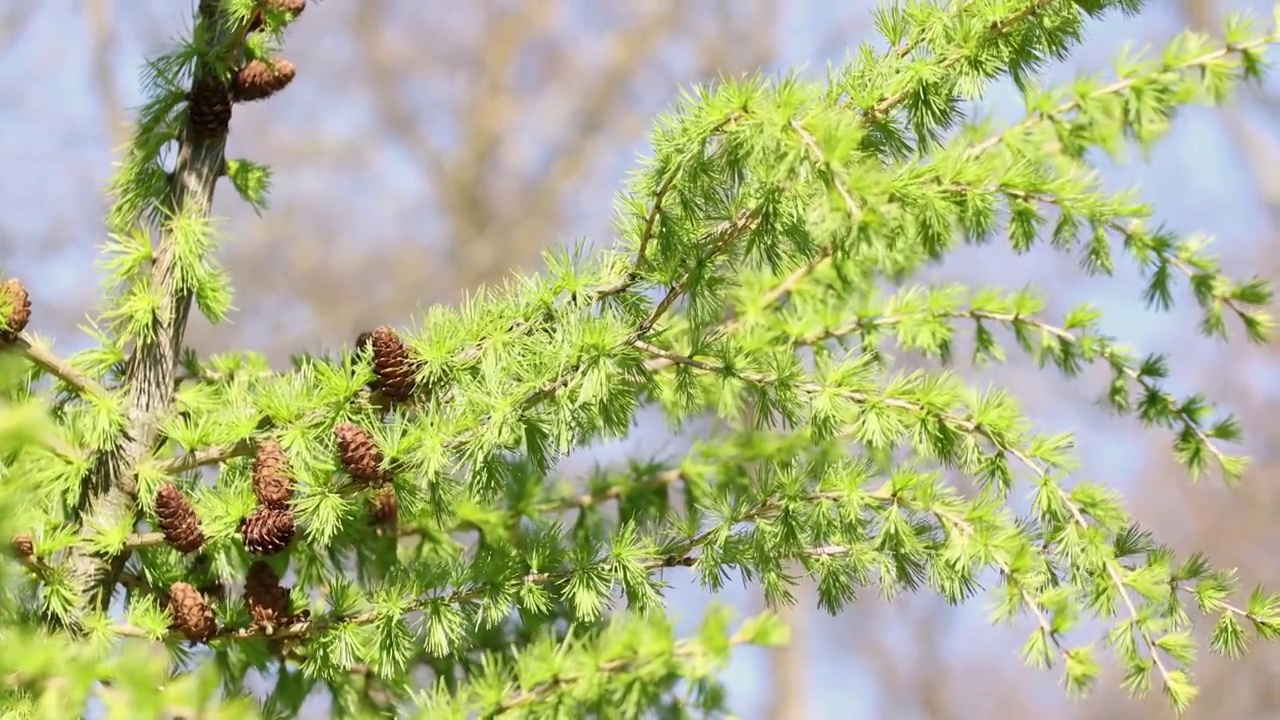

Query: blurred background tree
[{"left": 2, "top": 1, "right": 1277, "bottom": 717}]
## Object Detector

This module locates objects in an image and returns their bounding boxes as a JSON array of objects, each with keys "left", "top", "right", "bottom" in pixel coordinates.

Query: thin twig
[
  {"left": 15, "top": 335, "right": 109, "bottom": 399},
  {"left": 630, "top": 209, "right": 761, "bottom": 341},
  {"left": 630, "top": 173, "right": 677, "bottom": 274},
  {"left": 862, "top": 0, "right": 1056, "bottom": 122},
  {"left": 122, "top": 532, "right": 165, "bottom": 550},
  {"left": 1005, "top": 444, "right": 1178, "bottom": 689},
  {"left": 964, "top": 34, "right": 1279, "bottom": 158},
  {"left": 818, "top": 306, "right": 1233, "bottom": 474},
  {"left": 489, "top": 632, "right": 750, "bottom": 716},
  {"left": 154, "top": 439, "right": 256, "bottom": 474}
]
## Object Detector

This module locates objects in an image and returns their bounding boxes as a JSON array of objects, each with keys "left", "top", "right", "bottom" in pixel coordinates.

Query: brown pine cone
[
  {"left": 10, "top": 534, "right": 33, "bottom": 559},
  {"left": 168, "top": 582, "right": 216, "bottom": 643},
  {"left": 247, "top": 0, "right": 306, "bottom": 32},
  {"left": 232, "top": 59, "right": 296, "bottom": 103},
  {"left": 0, "top": 278, "right": 30, "bottom": 342},
  {"left": 334, "top": 423, "right": 389, "bottom": 487},
  {"left": 187, "top": 75, "right": 232, "bottom": 139},
  {"left": 241, "top": 506, "right": 295, "bottom": 555},
  {"left": 155, "top": 484, "right": 205, "bottom": 553},
  {"left": 367, "top": 326, "right": 417, "bottom": 401},
  {"left": 252, "top": 440, "right": 294, "bottom": 506},
  {"left": 369, "top": 486, "right": 398, "bottom": 529},
  {"left": 268, "top": 0, "right": 307, "bottom": 13},
  {"left": 244, "top": 561, "right": 294, "bottom": 631}
]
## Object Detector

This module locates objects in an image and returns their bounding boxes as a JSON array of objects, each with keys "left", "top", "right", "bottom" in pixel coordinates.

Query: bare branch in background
[
  {"left": 767, "top": 588, "right": 810, "bottom": 720},
  {"left": 85, "top": 0, "right": 127, "bottom": 148},
  {"left": 0, "top": 3, "right": 34, "bottom": 56}
]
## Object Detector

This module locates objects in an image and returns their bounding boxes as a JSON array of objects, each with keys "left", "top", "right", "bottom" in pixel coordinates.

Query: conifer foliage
[{"left": 2, "top": 0, "right": 1280, "bottom": 716}]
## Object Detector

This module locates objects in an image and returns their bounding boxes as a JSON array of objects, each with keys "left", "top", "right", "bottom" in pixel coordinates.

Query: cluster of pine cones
[
  {"left": 167, "top": 558, "right": 304, "bottom": 643},
  {"left": 157, "top": 441, "right": 298, "bottom": 642},
  {"left": 241, "top": 440, "right": 297, "bottom": 555},
  {"left": 44, "top": 322, "right": 420, "bottom": 643},
  {"left": 156, "top": 324, "right": 417, "bottom": 554},
  {"left": 152, "top": 439, "right": 299, "bottom": 560},
  {"left": 161, "top": 440, "right": 301, "bottom": 642},
  {"left": 345, "top": 324, "right": 426, "bottom": 530},
  {"left": 187, "top": 0, "right": 305, "bottom": 140},
  {"left": 336, "top": 422, "right": 398, "bottom": 532},
  {"left": 160, "top": 394, "right": 409, "bottom": 642},
  {"left": 6, "top": 2, "right": 447, "bottom": 649}
]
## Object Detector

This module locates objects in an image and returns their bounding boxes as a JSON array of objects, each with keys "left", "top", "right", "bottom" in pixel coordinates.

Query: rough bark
[{"left": 66, "top": 3, "right": 237, "bottom": 610}]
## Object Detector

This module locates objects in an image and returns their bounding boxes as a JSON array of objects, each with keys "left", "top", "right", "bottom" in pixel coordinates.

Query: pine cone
[
  {"left": 155, "top": 484, "right": 205, "bottom": 553},
  {"left": 268, "top": 0, "right": 307, "bottom": 14},
  {"left": 367, "top": 326, "right": 417, "bottom": 401},
  {"left": 10, "top": 534, "right": 33, "bottom": 559},
  {"left": 187, "top": 75, "right": 233, "bottom": 139},
  {"left": 369, "top": 487, "right": 397, "bottom": 529},
  {"left": 0, "top": 278, "right": 30, "bottom": 342},
  {"left": 232, "top": 59, "right": 296, "bottom": 103},
  {"left": 335, "top": 423, "right": 389, "bottom": 487},
  {"left": 241, "top": 506, "right": 295, "bottom": 555},
  {"left": 168, "top": 582, "right": 216, "bottom": 643},
  {"left": 244, "top": 561, "right": 294, "bottom": 631},
  {"left": 252, "top": 440, "right": 294, "bottom": 506},
  {"left": 247, "top": 0, "right": 306, "bottom": 32}
]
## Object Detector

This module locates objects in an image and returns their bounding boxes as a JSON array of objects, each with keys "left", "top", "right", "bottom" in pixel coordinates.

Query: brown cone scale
[
  {"left": 155, "top": 484, "right": 205, "bottom": 553},
  {"left": 241, "top": 505, "right": 295, "bottom": 556},
  {"left": 0, "top": 278, "right": 30, "bottom": 342},
  {"left": 187, "top": 75, "right": 232, "bottom": 139},
  {"left": 252, "top": 440, "right": 294, "bottom": 506},
  {"left": 267, "top": 0, "right": 307, "bottom": 14},
  {"left": 335, "top": 423, "right": 389, "bottom": 487},
  {"left": 244, "top": 561, "right": 295, "bottom": 631},
  {"left": 232, "top": 59, "right": 296, "bottom": 103},
  {"left": 169, "top": 582, "right": 216, "bottom": 643},
  {"left": 367, "top": 326, "right": 417, "bottom": 401},
  {"left": 247, "top": 0, "right": 306, "bottom": 32}
]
